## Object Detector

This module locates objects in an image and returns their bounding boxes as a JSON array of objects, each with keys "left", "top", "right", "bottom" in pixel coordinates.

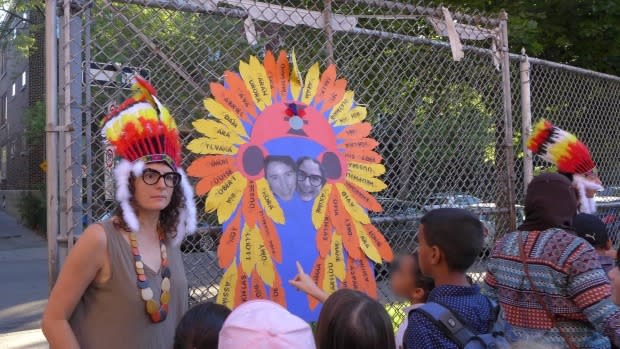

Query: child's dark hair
[
  {"left": 173, "top": 302, "right": 231, "bottom": 349},
  {"left": 411, "top": 251, "right": 435, "bottom": 299},
  {"left": 420, "top": 208, "right": 484, "bottom": 272},
  {"left": 316, "top": 289, "right": 396, "bottom": 349}
]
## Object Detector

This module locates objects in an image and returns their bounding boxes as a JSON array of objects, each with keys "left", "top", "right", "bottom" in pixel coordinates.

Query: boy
[
  {"left": 404, "top": 208, "right": 493, "bottom": 349},
  {"left": 573, "top": 213, "right": 615, "bottom": 272}
]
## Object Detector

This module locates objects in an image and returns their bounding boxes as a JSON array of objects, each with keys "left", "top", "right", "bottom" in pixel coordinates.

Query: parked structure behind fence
[{"left": 44, "top": 0, "right": 620, "bottom": 326}]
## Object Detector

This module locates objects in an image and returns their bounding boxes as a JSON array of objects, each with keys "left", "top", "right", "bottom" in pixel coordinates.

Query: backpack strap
[{"left": 415, "top": 302, "right": 476, "bottom": 348}]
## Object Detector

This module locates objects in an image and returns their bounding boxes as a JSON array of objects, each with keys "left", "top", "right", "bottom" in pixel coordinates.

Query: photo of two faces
[{"left": 264, "top": 156, "right": 326, "bottom": 202}]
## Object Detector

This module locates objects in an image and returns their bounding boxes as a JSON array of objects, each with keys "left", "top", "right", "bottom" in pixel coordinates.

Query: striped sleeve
[{"left": 566, "top": 241, "right": 620, "bottom": 346}]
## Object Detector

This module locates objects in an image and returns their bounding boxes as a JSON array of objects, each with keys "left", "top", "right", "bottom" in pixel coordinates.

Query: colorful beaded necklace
[{"left": 129, "top": 231, "right": 170, "bottom": 323}]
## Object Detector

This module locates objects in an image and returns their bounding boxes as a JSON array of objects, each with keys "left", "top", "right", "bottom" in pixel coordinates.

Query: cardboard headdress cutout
[{"left": 187, "top": 51, "right": 392, "bottom": 320}]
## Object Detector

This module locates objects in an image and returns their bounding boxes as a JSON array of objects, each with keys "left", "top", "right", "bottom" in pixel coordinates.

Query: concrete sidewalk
[
  {"left": 0, "top": 210, "right": 48, "bottom": 348},
  {"left": 0, "top": 329, "right": 46, "bottom": 349}
]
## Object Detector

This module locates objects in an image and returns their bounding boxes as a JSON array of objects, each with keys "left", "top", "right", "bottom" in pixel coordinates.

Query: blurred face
[
  {"left": 584, "top": 172, "right": 602, "bottom": 198},
  {"left": 133, "top": 162, "right": 177, "bottom": 212},
  {"left": 265, "top": 161, "right": 296, "bottom": 200},
  {"left": 608, "top": 266, "right": 620, "bottom": 305},
  {"left": 297, "top": 159, "right": 324, "bottom": 202},
  {"left": 390, "top": 255, "right": 416, "bottom": 298}
]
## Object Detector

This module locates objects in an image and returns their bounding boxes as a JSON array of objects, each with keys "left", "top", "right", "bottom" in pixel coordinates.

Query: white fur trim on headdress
[
  {"left": 573, "top": 174, "right": 603, "bottom": 214},
  {"left": 131, "top": 160, "right": 145, "bottom": 177},
  {"left": 172, "top": 168, "right": 198, "bottom": 246},
  {"left": 114, "top": 159, "right": 140, "bottom": 232}
]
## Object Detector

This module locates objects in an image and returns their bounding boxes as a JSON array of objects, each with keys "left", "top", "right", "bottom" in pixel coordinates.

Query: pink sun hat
[{"left": 217, "top": 300, "right": 316, "bottom": 349}]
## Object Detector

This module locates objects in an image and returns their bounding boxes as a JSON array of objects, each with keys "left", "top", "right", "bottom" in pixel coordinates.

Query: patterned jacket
[{"left": 484, "top": 229, "right": 620, "bottom": 349}]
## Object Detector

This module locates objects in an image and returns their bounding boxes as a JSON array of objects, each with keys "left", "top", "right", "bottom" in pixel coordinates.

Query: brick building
[{"left": 0, "top": 9, "right": 46, "bottom": 217}]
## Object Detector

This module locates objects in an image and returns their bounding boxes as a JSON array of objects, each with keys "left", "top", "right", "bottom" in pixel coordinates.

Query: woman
[
  {"left": 42, "top": 77, "right": 197, "bottom": 349},
  {"left": 484, "top": 173, "right": 620, "bottom": 348}
]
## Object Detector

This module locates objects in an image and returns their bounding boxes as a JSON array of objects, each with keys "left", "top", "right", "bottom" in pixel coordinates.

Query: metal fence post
[
  {"left": 45, "top": 0, "right": 60, "bottom": 289},
  {"left": 322, "top": 0, "right": 335, "bottom": 64},
  {"left": 520, "top": 49, "right": 533, "bottom": 192},
  {"left": 498, "top": 10, "right": 517, "bottom": 233}
]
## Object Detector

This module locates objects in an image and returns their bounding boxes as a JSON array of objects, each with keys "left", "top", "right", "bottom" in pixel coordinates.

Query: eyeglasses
[
  {"left": 142, "top": 168, "right": 180, "bottom": 188},
  {"left": 297, "top": 170, "right": 324, "bottom": 187}
]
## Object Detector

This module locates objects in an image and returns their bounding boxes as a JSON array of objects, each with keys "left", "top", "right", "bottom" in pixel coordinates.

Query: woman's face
[
  {"left": 133, "top": 162, "right": 176, "bottom": 212},
  {"left": 296, "top": 159, "right": 324, "bottom": 202},
  {"left": 608, "top": 266, "right": 620, "bottom": 305}
]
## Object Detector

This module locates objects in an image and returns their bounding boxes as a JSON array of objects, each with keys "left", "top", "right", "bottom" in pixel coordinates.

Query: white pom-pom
[
  {"left": 131, "top": 160, "right": 145, "bottom": 176},
  {"left": 171, "top": 169, "right": 197, "bottom": 246},
  {"left": 573, "top": 175, "right": 602, "bottom": 214}
]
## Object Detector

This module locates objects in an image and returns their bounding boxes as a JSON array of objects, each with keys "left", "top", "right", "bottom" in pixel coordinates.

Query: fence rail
[{"left": 44, "top": 0, "right": 620, "bottom": 326}]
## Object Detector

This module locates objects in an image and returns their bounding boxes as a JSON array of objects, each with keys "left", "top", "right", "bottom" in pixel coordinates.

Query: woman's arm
[
  {"left": 289, "top": 261, "right": 329, "bottom": 303},
  {"left": 41, "top": 224, "right": 108, "bottom": 349}
]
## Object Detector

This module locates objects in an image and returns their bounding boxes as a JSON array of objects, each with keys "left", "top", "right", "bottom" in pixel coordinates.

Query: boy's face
[
  {"left": 608, "top": 266, "right": 620, "bottom": 305},
  {"left": 390, "top": 255, "right": 416, "bottom": 298}
]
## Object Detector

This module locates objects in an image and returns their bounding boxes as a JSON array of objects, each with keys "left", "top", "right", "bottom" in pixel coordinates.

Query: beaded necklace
[{"left": 129, "top": 231, "right": 170, "bottom": 323}]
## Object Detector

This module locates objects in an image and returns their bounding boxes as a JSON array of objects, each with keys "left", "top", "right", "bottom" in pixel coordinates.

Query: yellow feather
[
  {"left": 290, "top": 50, "right": 303, "bottom": 101},
  {"left": 301, "top": 62, "right": 320, "bottom": 105},
  {"left": 204, "top": 98, "right": 248, "bottom": 137},
  {"left": 239, "top": 60, "right": 265, "bottom": 111},
  {"left": 249, "top": 56, "right": 272, "bottom": 108}
]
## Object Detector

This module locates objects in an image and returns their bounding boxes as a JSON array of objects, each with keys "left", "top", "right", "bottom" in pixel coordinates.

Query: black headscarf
[{"left": 518, "top": 173, "right": 578, "bottom": 232}]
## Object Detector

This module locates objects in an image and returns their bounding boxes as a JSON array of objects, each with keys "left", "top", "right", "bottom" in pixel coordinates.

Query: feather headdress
[
  {"left": 102, "top": 77, "right": 196, "bottom": 244},
  {"left": 528, "top": 119, "right": 602, "bottom": 213}
]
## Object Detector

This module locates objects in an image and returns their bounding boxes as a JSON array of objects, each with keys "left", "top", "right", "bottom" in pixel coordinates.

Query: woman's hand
[{"left": 289, "top": 261, "right": 329, "bottom": 303}]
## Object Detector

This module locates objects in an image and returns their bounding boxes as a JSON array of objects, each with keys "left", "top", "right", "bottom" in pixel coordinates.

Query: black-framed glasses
[
  {"left": 142, "top": 168, "right": 180, "bottom": 188},
  {"left": 297, "top": 170, "right": 324, "bottom": 187}
]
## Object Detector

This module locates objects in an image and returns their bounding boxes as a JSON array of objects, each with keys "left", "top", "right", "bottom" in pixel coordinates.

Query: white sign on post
[{"left": 104, "top": 103, "right": 116, "bottom": 201}]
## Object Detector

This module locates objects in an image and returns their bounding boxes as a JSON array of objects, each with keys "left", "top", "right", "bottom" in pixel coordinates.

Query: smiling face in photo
[
  {"left": 296, "top": 158, "right": 325, "bottom": 202},
  {"left": 265, "top": 157, "right": 297, "bottom": 201}
]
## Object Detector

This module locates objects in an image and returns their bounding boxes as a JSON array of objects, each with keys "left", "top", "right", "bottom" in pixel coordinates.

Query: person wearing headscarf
[
  {"left": 527, "top": 119, "right": 603, "bottom": 214},
  {"left": 484, "top": 173, "right": 620, "bottom": 348}
]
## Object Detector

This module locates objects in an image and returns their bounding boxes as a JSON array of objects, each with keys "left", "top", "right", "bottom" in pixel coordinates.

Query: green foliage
[
  {"left": 0, "top": 0, "right": 44, "bottom": 56},
  {"left": 16, "top": 191, "right": 46, "bottom": 232},
  {"left": 24, "top": 100, "right": 45, "bottom": 146},
  {"left": 439, "top": 0, "right": 620, "bottom": 75}
]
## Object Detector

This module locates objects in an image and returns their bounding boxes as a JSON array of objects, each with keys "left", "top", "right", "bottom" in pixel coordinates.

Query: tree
[{"left": 440, "top": 0, "right": 620, "bottom": 75}]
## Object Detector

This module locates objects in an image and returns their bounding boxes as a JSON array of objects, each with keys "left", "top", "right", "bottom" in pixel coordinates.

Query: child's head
[
  {"left": 417, "top": 208, "right": 484, "bottom": 278},
  {"left": 573, "top": 213, "right": 611, "bottom": 251},
  {"left": 174, "top": 302, "right": 231, "bottom": 349},
  {"left": 608, "top": 246, "right": 620, "bottom": 306},
  {"left": 390, "top": 251, "right": 435, "bottom": 303},
  {"left": 316, "top": 289, "right": 396, "bottom": 349},
  {"left": 218, "top": 300, "right": 316, "bottom": 349}
]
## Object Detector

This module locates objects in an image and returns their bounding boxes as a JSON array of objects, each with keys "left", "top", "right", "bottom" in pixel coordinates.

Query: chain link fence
[
  {"left": 515, "top": 55, "right": 620, "bottom": 246},
  {"left": 45, "top": 0, "right": 619, "bottom": 328}
]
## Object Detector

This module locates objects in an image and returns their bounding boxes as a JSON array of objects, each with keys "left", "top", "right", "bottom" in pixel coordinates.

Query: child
[
  {"left": 315, "top": 289, "right": 396, "bottom": 349},
  {"left": 573, "top": 213, "right": 615, "bottom": 272},
  {"left": 608, "top": 245, "right": 620, "bottom": 305},
  {"left": 404, "top": 208, "right": 497, "bottom": 348},
  {"left": 391, "top": 251, "right": 435, "bottom": 349},
  {"left": 173, "top": 302, "right": 231, "bottom": 349},
  {"left": 217, "top": 299, "right": 316, "bottom": 349},
  {"left": 289, "top": 253, "right": 434, "bottom": 349}
]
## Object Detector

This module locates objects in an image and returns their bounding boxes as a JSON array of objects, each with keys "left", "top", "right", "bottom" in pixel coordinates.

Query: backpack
[{"left": 414, "top": 299, "right": 511, "bottom": 349}]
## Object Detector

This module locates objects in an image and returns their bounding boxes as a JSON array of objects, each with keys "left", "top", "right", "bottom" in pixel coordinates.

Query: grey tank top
[{"left": 69, "top": 220, "right": 188, "bottom": 349}]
